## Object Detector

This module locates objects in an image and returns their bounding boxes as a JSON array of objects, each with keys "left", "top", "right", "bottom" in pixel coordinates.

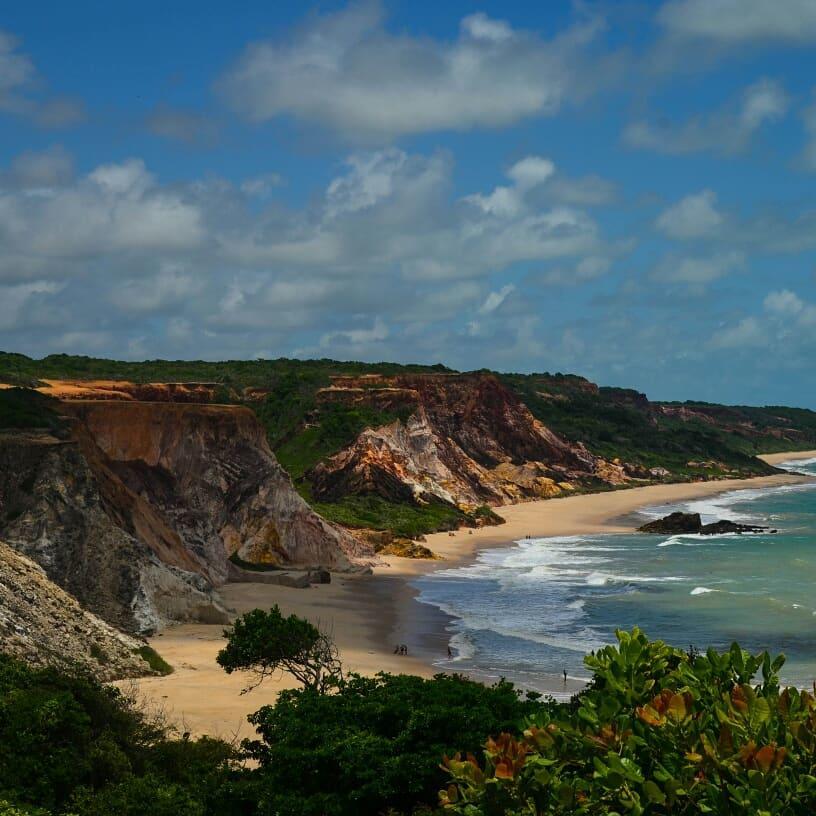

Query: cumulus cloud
[
  {"left": 656, "top": 189, "right": 724, "bottom": 238},
  {"left": 0, "top": 157, "right": 204, "bottom": 282},
  {"left": 654, "top": 250, "right": 744, "bottom": 284},
  {"left": 0, "top": 146, "right": 613, "bottom": 361},
  {"left": 624, "top": 78, "right": 789, "bottom": 155},
  {"left": 8, "top": 145, "right": 74, "bottom": 188},
  {"left": 658, "top": 0, "right": 816, "bottom": 45},
  {"left": 217, "top": 2, "right": 606, "bottom": 140},
  {"left": 710, "top": 288, "right": 816, "bottom": 352},
  {"left": 709, "top": 316, "right": 766, "bottom": 349},
  {"left": 0, "top": 30, "right": 35, "bottom": 113},
  {"left": 478, "top": 285, "right": 515, "bottom": 315}
]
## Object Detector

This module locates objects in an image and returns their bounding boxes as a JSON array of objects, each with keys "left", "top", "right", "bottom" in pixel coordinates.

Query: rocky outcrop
[
  {"left": 0, "top": 431, "right": 229, "bottom": 634},
  {"left": 638, "top": 512, "right": 771, "bottom": 535},
  {"left": 62, "top": 401, "right": 367, "bottom": 572},
  {"left": 310, "top": 373, "right": 627, "bottom": 509},
  {"left": 0, "top": 401, "right": 369, "bottom": 635},
  {"left": 0, "top": 539, "right": 157, "bottom": 680}
]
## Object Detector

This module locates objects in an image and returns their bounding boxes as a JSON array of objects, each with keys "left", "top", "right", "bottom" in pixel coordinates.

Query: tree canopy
[{"left": 216, "top": 605, "right": 343, "bottom": 693}]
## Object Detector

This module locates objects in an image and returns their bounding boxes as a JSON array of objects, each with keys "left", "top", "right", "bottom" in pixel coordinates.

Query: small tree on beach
[{"left": 217, "top": 606, "right": 342, "bottom": 694}]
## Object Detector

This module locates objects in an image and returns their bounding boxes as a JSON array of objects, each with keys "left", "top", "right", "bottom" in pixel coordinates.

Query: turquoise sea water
[{"left": 413, "top": 458, "right": 816, "bottom": 694}]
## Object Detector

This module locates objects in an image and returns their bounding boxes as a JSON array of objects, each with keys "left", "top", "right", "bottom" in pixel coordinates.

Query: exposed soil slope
[
  {"left": 310, "top": 373, "right": 628, "bottom": 508},
  {"left": 0, "top": 430, "right": 229, "bottom": 634},
  {"left": 62, "top": 401, "right": 366, "bottom": 572},
  {"left": 0, "top": 397, "right": 370, "bottom": 635},
  {"left": 0, "top": 538, "right": 156, "bottom": 680}
]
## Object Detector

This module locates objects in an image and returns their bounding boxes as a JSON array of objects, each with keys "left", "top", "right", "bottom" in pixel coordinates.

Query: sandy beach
[{"left": 124, "top": 450, "right": 816, "bottom": 738}]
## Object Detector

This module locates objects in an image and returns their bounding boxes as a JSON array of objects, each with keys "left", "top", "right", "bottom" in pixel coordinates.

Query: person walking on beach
[
  {"left": 563, "top": 669, "right": 568, "bottom": 684},
  {"left": 447, "top": 646, "right": 453, "bottom": 659}
]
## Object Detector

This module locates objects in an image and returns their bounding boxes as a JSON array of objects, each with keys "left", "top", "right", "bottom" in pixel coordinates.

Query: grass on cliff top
[
  {"left": 500, "top": 372, "right": 787, "bottom": 475},
  {"left": 0, "top": 350, "right": 450, "bottom": 389}
]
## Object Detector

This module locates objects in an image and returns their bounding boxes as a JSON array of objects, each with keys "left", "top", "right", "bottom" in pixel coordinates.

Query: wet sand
[{"left": 124, "top": 451, "right": 815, "bottom": 737}]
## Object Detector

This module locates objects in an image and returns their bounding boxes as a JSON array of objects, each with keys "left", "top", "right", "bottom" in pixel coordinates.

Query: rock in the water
[
  {"left": 638, "top": 512, "right": 703, "bottom": 534},
  {"left": 638, "top": 511, "right": 769, "bottom": 535}
]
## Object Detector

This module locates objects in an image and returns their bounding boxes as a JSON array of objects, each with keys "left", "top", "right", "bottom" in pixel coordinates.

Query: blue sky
[{"left": 2, "top": 1, "right": 816, "bottom": 406}]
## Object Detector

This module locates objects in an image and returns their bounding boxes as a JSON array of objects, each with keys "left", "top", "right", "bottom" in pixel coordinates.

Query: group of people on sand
[{"left": 393, "top": 644, "right": 456, "bottom": 660}]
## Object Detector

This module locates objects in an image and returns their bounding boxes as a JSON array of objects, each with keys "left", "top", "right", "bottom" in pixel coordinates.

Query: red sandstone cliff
[{"left": 310, "top": 373, "right": 628, "bottom": 508}]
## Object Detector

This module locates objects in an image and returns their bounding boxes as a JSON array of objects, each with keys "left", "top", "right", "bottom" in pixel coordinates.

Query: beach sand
[{"left": 122, "top": 450, "right": 816, "bottom": 738}]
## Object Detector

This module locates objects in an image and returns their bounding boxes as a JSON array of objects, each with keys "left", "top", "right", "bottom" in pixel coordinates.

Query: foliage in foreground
[
  {"left": 0, "top": 655, "right": 237, "bottom": 815},
  {"left": 6, "top": 625, "right": 816, "bottom": 816},
  {"left": 441, "top": 628, "right": 816, "bottom": 815},
  {"left": 243, "top": 672, "right": 543, "bottom": 816}
]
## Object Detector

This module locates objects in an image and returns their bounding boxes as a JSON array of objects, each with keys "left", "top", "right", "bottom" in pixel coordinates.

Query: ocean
[{"left": 413, "top": 458, "right": 816, "bottom": 695}]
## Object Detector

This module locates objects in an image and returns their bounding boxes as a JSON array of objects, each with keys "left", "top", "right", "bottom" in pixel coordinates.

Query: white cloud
[
  {"left": 326, "top": 149, "right": 409, "bottom": 217},
  {"left": 0, "top": 30, "right": 34, "bottom": 113},
  {"left": 656, "top": 189, "right": 724, "bottom": 238},
  {"left": 507, "top": 157, "right": 556, "bottom": 189},
  {"left": 655, "top": 251, "right": 744, "bottom": 284},
  {"left": 478, "top": 284, "right": 515, "bottom": 315},
  {"left": 320, "top": 316, "right": 389, "bottom": 350},
  {"left": 0, "top": 158, "right": 203, "bottom": 273},
  {"left": 0, "top": 280, "right": 63, "bottom": 330},
  {"left": 108, "top": 265, "right": 199, "bottom": 313},
  {"left": 709, "top": 316, "right": 766, "bottom": 349},
  {"left": 624, "top": 78, "right": 789, "bottom": 155},
  {"left": 240, "top": 173, "right": 282, "bottom": 197},
  {"left": 764, "top": 289, "right": 804, "bottom": 316},
  {"left": 658, "top": 0, "right": 816, "bottom": 44},
  {"left": 0, "top": 29, "right": 84, "bottom": 126},
  {"left": 9, "top": 146, "right": 74, "bottom": 188},
  {"left": 217, "top": 2, "right": 603, "bottom": 140}
]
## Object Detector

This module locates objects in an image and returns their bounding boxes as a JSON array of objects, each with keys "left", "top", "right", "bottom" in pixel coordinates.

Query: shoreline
[{"left": 126, "top": 451, "right": 816, "bottom": 737}]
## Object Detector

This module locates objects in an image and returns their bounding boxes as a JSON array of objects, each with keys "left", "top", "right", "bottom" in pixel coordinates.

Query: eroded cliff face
[
  {"left": 0, "top": 401, "right": 368, "bottom": 635},
  {"left": 0, "top": 539, "right": 155, "bottom": 680},
  {"left": 62, "top": 401, "right": 367, "bottom": 572},
  {"left": 311, "top": 373, "right": 627, "bottom": 508},
  {"left": 0, "top": 431, "right": 228, "bottom": 634}
]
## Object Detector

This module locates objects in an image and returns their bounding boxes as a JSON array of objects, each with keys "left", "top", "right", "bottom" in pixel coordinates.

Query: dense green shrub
[
  {"left": 442, "top": 628, "right": 816, "bottom": 815},
  {"left": 0, "top": 655, "right": 235, "bottom": 815},
  {"left": 243, "top": 672, "right": 544, "bottom": 816}
]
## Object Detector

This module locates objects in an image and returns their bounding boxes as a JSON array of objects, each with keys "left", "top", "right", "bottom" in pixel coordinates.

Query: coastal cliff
[
  {"left": 0, "top": 395, "right": 371, "bottom": 635},
  {"left": 310, "top": 373, "right": 627, "bottom": 509},
  {"left": 0, "top": 429, "right": 229, "bottom": 634},
  {"left": 61, "top": 401, "right": 366, "bottom": 571}
]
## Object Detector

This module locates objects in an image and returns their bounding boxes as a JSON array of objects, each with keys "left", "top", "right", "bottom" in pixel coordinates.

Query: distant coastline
[{"left": 126, "top": 450, "right": 816, "bottom": 736}]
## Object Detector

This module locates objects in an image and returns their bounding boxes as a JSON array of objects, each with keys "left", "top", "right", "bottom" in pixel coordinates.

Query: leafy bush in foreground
[
  {"left": 0, "top": 655, "right": 236, "bottom": 815},
  {"left": 243, "top": 672, "right": 544, "bottom": 816},
  {"left": 441, "top": 628, "right": 816, "bottom": 815}
]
